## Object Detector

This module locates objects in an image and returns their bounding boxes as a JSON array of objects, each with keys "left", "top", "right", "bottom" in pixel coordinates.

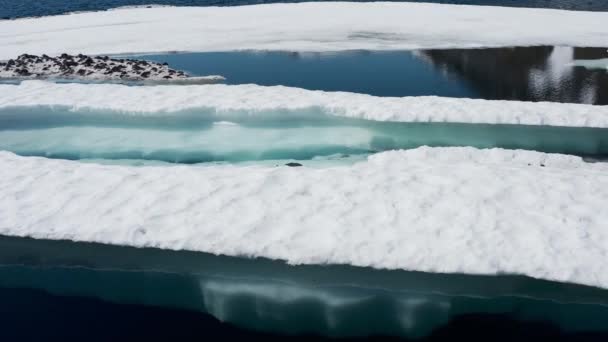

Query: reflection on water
[
  {"left": 421, "top": 46, "right": 608, "bottom": 105},
  {"left": 131, "top": 47, "right": 608, "bottom": 104}
]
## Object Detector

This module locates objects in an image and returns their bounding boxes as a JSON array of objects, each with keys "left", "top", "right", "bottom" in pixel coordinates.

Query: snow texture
[
  {"left": 1, "top": 81, "right": 608, "bottom": 128},
  {"left": 1, "top": 147, "right": 607, "bottom": 289},
  {"left": 0, "top": 2, "right": 607, "bottom": 60}
]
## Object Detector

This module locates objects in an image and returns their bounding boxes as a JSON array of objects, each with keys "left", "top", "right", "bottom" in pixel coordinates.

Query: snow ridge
[{"left": 1, "top": 81, "right": 608, "bottom": 128}]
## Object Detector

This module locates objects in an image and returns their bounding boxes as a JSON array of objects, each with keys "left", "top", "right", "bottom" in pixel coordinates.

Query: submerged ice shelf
[
  {"left": 129, "top": 47, "right": 608, "bottom": 105},
  {"left": 2, "top": 235, "right": 608, "bottom": 338},
  {"left": 0, "top": 106, "right": 607, "bottom": 164}
]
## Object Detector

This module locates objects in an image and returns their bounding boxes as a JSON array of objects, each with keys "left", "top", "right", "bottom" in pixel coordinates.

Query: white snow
[
  {"left": 1, "top": 146, "right": 607, "bottom": 288},
  {"left": 1, "top": 81, "right": 608, "bottom": 128},
  {"left": 0, "top": 2, "right": 607, "bottom": 60}
]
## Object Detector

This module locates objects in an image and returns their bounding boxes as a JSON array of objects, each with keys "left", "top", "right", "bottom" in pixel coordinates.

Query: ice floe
[
  {"left": 1, "top": 81, "right": 607, "bottom": 127},
  {"left": 1, "top": 146, "right": 607, "bottom": 289},
  {"left": 0, "top": 3, "right": 607, "bottom": 59}
]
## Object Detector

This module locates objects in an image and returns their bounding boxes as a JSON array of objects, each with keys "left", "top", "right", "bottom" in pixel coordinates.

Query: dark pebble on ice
[
  {"left": 2, "top": 53, "right": 193, "bottom": 82},
  {"left": 285, "top": 162, "right": 303, "bottom": 167},
  {"left": 109, "top": 65, "right": 124, "bottom": 73},
  {"left": 15, "top": 68, "right": 31, "bottom": 76}
]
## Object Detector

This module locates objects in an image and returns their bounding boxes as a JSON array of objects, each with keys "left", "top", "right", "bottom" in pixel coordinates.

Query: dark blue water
[
  {"left": 2, "top": 235, "right": 608, "bottom": 341},
  {"left": 2, "top": 287, "right": 607, "bottom": 341},
  {"left": 138, "top": 50, "right": 477, "bottom": 98},
  {"left": 0, "top": 0, "right": 606, "bottom": 19},
  {"left": 132, "top": 47, "right": 608, "bottom": 105}
]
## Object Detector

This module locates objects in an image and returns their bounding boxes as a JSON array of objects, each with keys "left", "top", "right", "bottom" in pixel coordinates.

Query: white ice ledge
[
  {"left": 1, "top": 147, "right": 608, "bottom": 289},
  {"left": 1, "top": 81, "right": 608, "bottom": 128},
  {"left": 1, "top": 2, "right": 607, "bottom": 60}
]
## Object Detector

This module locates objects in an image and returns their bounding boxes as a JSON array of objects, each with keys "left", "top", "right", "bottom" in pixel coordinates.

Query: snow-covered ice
[
  {"left": 1, "top": 147, "right": 608, "bottom": 289},
  {"left": 0, "top": 3, "right": 607, "bottom": 60},
  {"left": 1, "top": 81, "right": 608, "bottom": 128}
]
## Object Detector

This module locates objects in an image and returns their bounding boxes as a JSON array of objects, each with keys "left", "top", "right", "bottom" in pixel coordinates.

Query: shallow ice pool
[{"left": 0, "top": 106, "right": 607, "bottom": 166}]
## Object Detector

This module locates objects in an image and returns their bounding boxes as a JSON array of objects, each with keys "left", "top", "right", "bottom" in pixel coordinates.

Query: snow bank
[
  {"left": 1, "top": 147, "right": 608, "bottom": 289},
  {"left": 0, "top": 2, "right": 607, "bottom": 60},
  {"left": 1, "top": 81, "right": 608, "bottom": 127}
]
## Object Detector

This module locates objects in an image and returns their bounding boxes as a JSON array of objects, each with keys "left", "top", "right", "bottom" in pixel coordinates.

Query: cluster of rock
[{"left": 0, "top": 53, "right": 222, "bottom": 83}]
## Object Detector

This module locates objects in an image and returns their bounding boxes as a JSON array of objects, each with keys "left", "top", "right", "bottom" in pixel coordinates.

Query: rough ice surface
[
  {"left": 0, "top": 3, "right": 607, "bottom": 60},
  {"left": 2, "top": 81, "right": 608, "bottom": 128},
  {"left": 1, "top": 147, "right": 608, "bottom": 289}
]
